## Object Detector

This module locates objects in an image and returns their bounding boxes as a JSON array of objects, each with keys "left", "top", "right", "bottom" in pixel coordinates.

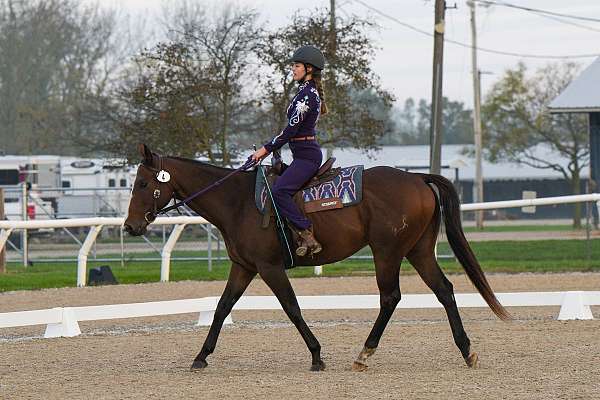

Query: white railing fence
[
  {"left": 0, "top": 217, "right": 210, "bottom": 287},
  {"left": 0, "top": 291, "right": 598, "bottom": 339},
  {"left": 460, "top": 193, "right": 600, "bottom": 212},
  {"left": 0, "top": 193, "right": 599, "bottom": 283}
]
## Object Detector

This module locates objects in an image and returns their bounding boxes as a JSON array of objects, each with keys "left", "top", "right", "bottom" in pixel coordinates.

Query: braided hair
[
  {"left": 300, "top": 63, "right": 328, "bottom": 115},
  {"left": 311, "top": 68, "right": 329, "bottom": 115}
]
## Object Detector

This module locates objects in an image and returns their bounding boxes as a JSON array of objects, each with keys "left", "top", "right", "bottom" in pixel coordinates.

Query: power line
[
  {"left": 474, "top": 0, "right": 600, "bottom": 24},
  {"left": 528, "top": 10, "right": 600, "bottom": 33},
  {"left": 349, "top": 0, "right": 600, "bottom": 59}
]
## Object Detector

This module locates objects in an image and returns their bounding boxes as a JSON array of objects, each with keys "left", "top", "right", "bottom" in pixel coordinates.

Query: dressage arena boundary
[
  {"left": 0, "top": 193, "right": 598, "bottom": 284},
  {"left": 0, "top": 291, "right": 598, "bottom": 338}
]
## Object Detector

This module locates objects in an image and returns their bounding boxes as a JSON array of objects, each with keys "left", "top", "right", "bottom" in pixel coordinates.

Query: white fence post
[
  {"left": 44, "top": 307, "right": 81, "bottom": 338},
  {"left": 161, "top": 224, "right": 186, "bottom": 282},
  {"left": 557, "top": 291, "right": 594, "bottom": 320},
  {"left": 197, "top": 297, "right": 233, "bottom": 326},
  {"left": 0, "top": 228, "right": 14, "bottom": 251},
  {"left": 77, "top": 225, "right": 103, "bottom": 287},
  {"left": 314, "top": 265, "right": 323, "bottom": 275}
]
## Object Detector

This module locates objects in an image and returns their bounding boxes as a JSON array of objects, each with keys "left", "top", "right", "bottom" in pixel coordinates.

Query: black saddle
[{"left": 270, "top": 157, "right": 341, "bottom": 189}]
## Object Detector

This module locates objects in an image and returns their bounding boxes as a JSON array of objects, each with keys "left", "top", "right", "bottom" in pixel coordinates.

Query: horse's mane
[{"left": 169, "top": 156, "right": 254, "bottom": 174}]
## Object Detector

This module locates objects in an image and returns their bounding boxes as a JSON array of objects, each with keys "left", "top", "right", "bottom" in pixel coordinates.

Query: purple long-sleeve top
[{"left": 264, "top": 80, "right": 322, "bottom": 160}]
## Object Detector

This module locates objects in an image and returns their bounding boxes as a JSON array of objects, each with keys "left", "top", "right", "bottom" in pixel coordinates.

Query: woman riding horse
[{"left": 251, "top": 45, "right": 327, "bottom": 257}]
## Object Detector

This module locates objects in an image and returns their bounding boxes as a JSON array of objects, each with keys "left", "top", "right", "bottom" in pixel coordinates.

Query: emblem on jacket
[{"left": 290, "top": 96, "right": 310, "bottom": 126}]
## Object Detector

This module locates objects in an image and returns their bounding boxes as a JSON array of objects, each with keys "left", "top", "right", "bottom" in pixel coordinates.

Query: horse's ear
[{"left": 138, "top": 143, "right": 153, "bottom": 166}]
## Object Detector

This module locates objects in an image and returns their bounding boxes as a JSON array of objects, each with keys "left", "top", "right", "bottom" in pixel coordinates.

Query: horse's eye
[{"left": 140, "top": 181, "right": 148, "bottom": 188}]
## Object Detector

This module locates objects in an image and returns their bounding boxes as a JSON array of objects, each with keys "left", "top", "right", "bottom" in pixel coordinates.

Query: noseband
[{"left": 141, "top": 155, "right": 257, "bottom": 223}]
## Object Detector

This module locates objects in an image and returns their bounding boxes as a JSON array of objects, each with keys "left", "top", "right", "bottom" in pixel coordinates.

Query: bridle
[
  {"left": 140, "top": 155, "right": 178, "bottom": 224},
  {"left": 140, "top": 155, "right": 257, "bottom": 224}
]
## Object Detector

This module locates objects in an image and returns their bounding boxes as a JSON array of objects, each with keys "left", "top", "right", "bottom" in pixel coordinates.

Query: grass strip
[{"left": 1, "top": 239, "right": 598, "bottom": 292}]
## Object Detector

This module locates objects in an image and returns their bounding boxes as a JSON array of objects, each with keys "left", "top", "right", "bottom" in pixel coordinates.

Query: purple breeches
[{"left": 272, "top": 157, "right": 321, "bottom": 230}]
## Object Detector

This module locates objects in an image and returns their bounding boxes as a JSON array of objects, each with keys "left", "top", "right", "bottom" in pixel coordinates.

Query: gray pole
[
  {"left": 470, "top": 1, "right": 484, "bottom": 228},
  {"left": 0, "top": 188, "right": 5, "bottom": 273},
  {"left": 326, "top": 0, "right": 336, "bottom": 160},
  {"left": 430, "top": 0, "right": 446, "bottom": 174},
  {"left": 120, "top": 226, "right": 125, "bottom": 268},
  {"left": 590, "top": 112, "right": 600, "bottom": 228},
  {"left": 330, "top": 0, "right": 336, "bottom": 56},
  {"left": 207, "top": 224, "right": 212, "bottom": 272}
]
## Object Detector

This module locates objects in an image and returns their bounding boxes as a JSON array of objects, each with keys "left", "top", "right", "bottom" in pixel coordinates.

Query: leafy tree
[
  {"left": 482, "top": 62, "right": 588, "bottom": 227},
  {"left": 108, "top": 3, "right": 261, "bottom": 165},
  {"left": 255, "top": 9, "right": 395, "bottom": 155},
  {"left": 102, "top": 42, "right": 222, "bottom": 162},
  {"left": 411, "top": 97, "right": 474, "bottom": 145},
  {"left": 395, "top": 98, "right": 419, "bottom": 145}
]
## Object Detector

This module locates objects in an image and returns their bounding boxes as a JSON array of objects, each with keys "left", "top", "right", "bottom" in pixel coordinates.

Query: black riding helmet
[{"left": 289, "top": 45, "right": 325, "bottom": 71}]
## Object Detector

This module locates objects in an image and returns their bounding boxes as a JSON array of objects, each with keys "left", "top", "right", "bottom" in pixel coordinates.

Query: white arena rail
[
  {"left": 0, "top": 291, "right": 598, "bottom": 338},
  {"left": 0, "top": 216, "right": 210, "bottom": 287},
  {"left": 0, "top": 193, "right": 598, "bottom": 281},
  {"left": 460, "top": 193, "right": 600, "bottom": 212}
]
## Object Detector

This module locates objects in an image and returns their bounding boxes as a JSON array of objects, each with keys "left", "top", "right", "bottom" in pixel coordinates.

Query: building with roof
[
  {"left": 281, "top": 144, "right": 589, "bottom": 220},
  {"left": 548, "top": 56, "right": 600, "bottom": 223}
]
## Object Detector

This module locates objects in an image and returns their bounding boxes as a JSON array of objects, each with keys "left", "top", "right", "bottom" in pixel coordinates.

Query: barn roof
[
  {"left": 548, "top": 57, "right": 600, "bottom": 113},
  {"left": 280, "top": 145, "right": 589, "bottom": 181}
]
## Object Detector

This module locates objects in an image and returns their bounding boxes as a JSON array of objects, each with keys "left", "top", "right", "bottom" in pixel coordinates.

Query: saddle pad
[{"left": 255, "top": 165, "right": 364, "bottom": 215}]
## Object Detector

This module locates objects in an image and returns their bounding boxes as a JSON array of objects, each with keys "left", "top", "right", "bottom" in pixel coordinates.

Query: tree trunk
[{"left": 571, "top": 170, "right": 582, "bottom": 228}]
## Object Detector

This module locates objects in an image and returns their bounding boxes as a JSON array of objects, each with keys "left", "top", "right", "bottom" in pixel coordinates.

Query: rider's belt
[{"left": 289, "top": 136, "right": 316, "bottom": 142}]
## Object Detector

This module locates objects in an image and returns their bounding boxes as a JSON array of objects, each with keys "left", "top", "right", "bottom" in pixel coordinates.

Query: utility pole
[
  {"left": 429, "top": 0, "right": 446, "bottom": 175},
  {"left": 330, "top": 0, "right": 336, "bottom": 57},
  {"left": 0, "top": 188, "right": 5, "bottom": 273},
  {"left": 469, "top": 1, "right": 484, "bottom": 229},
  {"left": 326, "top": 0, "right": 336, "bottom": 159}
]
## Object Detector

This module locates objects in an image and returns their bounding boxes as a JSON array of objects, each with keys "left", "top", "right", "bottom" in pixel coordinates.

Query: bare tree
[
  {"left": 0, "top": 0, "right": 121, "bottom": 155},
  {"left": 162, "top": 2, "right": 261, "bottom": 165}
]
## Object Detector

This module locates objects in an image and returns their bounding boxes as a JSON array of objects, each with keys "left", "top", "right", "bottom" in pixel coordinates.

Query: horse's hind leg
[
  {"left": 191, "top": 262, "right": 256, "bottom": 370},
  {"left": 352, "top": 249, "right": 402, "bottom": 371},
  {"left": 258, "top": 265, "right": 325, "bottom": 371},
  {"left": 407, "top": 238, "right": 478, "bottom": 368}
]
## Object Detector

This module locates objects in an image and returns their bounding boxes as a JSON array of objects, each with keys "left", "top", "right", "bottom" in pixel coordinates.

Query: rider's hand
[{"left": 251, "top": 146, "right": 269, "bottom": 162}]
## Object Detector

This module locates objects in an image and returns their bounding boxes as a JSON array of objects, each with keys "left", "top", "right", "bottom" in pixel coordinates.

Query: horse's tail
[{"left": 420, "top": 173, "right": 511, "bottom": 321}]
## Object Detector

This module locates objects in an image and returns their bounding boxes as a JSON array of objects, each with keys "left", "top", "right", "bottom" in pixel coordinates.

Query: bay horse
[{"left": 124, "top": 144, "right": 510, "bottom": 372}]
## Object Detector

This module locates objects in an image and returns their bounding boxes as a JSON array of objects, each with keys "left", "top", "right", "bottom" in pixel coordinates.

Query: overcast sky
[{"left": 100, "top": 0, "right": 600, "bottom": 109}]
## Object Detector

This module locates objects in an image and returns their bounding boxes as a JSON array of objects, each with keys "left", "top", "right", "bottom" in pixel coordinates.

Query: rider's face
[{"left": 292, "top": 63, "right": 312, "bottom": 81}]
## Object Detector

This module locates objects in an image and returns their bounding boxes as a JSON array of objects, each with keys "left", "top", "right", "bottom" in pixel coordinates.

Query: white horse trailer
[{"left": 57, "top": 158, "right": 135, "bottom": 218}]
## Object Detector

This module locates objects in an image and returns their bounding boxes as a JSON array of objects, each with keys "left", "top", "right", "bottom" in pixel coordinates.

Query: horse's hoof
[
  {"left": 352, "top": 361, "right": 368, "bottom": 372},
  {"left": 466, "top": 352, "right": 479, "bottom": 368},
  {"left": 190, "top": 359, "right": 208, "bottom": 370},
  {"left": 310, "top": 360, "right": 326, "bottom": 371}
]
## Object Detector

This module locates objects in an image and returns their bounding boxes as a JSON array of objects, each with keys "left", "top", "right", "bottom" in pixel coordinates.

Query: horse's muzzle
[{"left": 123, "top": 222, "right": 147, "bottom": 236}]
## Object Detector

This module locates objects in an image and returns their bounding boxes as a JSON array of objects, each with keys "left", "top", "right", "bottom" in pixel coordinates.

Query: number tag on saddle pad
[{"left": 303, "top": 197, "right": 343, "bottom": 214}]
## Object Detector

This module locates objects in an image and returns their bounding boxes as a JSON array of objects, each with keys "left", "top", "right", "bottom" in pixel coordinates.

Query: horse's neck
[{"left": 169, "top": 158, "right": 250, "bottom": 233}]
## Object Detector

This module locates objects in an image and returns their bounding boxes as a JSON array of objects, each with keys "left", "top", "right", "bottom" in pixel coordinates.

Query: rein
[{"left": 143, "top": 156, "right": 257, "bottom": 223}]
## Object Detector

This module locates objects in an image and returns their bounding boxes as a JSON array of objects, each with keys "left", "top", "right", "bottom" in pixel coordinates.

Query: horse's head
[{"left": 124, "top": 144, "right": 176, "bottom": 236}]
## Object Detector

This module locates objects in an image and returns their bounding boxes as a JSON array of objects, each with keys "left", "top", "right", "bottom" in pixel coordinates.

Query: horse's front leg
[
  {"left": 191, "top": 262, "right": 255, "bottom": 370},
  {"left": 258, "top": 264, "right": 325, "bottom": 371}
]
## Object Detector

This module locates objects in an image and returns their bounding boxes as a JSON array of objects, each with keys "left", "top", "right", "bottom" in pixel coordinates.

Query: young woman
[{"left": 251, "top": 45, "right": 328, "bottom": 257}]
